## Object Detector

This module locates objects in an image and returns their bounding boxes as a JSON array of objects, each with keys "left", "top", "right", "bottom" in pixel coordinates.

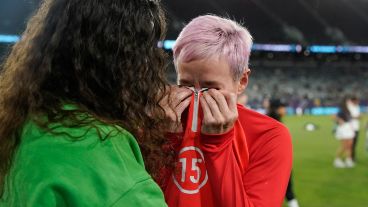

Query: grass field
[{"left": 282, "top": 115, "right": 368, "bottom": 207}]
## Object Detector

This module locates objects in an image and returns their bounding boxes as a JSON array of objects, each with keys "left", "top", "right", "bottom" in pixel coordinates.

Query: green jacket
[{"left": 0, "top": 118, "right": 167, "bottom": 207}]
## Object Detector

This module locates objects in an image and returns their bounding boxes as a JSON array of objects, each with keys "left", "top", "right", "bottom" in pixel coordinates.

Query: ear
[{"left": 237, "top": 68, "right": 251, "bottom": 94}]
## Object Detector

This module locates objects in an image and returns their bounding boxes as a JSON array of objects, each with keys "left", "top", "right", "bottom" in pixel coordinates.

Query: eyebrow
[
  {"left": 178, "top": 80, "right": 222, "bottom": 88},
  {"left": 202, "top": 81, "right": 222, "bottom": 86},
  {"left": 178, "top": 79, "right": 192, "bottom": 85}
]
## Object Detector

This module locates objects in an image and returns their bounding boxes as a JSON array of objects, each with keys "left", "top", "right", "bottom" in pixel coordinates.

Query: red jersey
[{"left": 163, "top": 92, "right": 292, "bottom": 207}]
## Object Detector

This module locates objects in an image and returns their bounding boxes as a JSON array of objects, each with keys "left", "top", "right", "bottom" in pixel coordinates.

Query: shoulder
[
  {"left": 5, "top": 120, "right": 151, "bottom": 206},
  {"left": 19, "top": 120, "right": 143, "bottom": 164},
  {"left": 237, "top": 105, "right": 292, "bottom": 157},
  {"left": 237, "top": 104, "right": 289, "bottom": 136},
  {"left": 19, "top": 119, "right": 146, "bottom": 174},
  {"left": 238, "top": 104, "right": 278, "bottom": 122}
]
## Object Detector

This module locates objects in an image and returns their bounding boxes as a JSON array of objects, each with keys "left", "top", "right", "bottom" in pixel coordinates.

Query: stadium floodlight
[
  {"left": 161, "top": 40, "right": 303, "bottom": 53},
  {"left": 308, "top": 45, "right": 368, "bottom": 54},
  {"left": 252, "top": 44, "right": 302, "bottom": 53},
  {"left": 4, "top": 36, "right": 367, "bottom": 54},
  {"left": 341, "top": 46, "right": 368, "bottom": 54},
  {"left": 163, "top": 40, "right": 176, "bottom": 50},
  {"left": 0, "top": 34, "right": 20, "bottom": 43},
  {"left": 308, "top": 45, "right": 337, "bottom": 53}
]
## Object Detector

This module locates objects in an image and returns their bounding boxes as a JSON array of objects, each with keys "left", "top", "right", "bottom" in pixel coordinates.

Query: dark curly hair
[{"left": 0, "top": 0, "right": 171, "bottom": 193}]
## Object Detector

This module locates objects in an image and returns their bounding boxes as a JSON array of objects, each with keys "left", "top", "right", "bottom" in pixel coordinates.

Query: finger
[
  {"left": 163, "top": 106, "right": 177, "bottom": 123},
  {"left": 175, "top": 96, "right": 191, "bottom": 116},
  {"left": 161, "top": 85, "right": 177, "bottom": 104},
  {"left": 200, "top": 96, "right": 214, "bottom": 122},
  {"left": 228, "top": 93, "right": 237, "bottom": 112},
  {"left": 161, "top": 94, "right": 169, "bottom": 109},
  {"left": 203, "top": 92, "right": 224, "bottom": 123},
  {"left": 208, "top": 89, "right": 231, "bottom": 114},
  {"left": 170, "top": 87, "right": 192, "bottom": 108},
  {"left": 160, "top": 88, "right": 177, "bottom": 118},
  {"left": 221, "top": 90, "right": 238, "bottom": 113}
]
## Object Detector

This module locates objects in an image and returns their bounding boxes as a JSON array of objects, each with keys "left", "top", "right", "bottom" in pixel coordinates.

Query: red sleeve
[
  {"left": 200, "top": 128, "right": 251, "bottom": 207},
  {"left": 244, "top": 125, "right": 293, "bottom": 206},
  {"left": 199, "top": 125, "right": 292, "bottom": 207}
]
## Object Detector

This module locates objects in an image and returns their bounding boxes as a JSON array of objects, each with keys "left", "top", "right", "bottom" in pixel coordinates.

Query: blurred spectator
[
  {"left": 334, "top": 97, "right": 355, "bottom": 168},
  {"left": 245, "top": 66, "right": 368, "bottom": 109},
  {"left": 365, "top": 123, "right": 368, "bottom": 153},
  {"left": 267, "top": 99, "right": 300, "bottom": 207},
  {"left": 347, "top": 96, "right": 361, "bottom": 161}
]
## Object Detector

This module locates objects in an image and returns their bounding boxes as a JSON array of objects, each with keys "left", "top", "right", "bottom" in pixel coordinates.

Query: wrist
[{"left": 200, "top": 127, "right": 234, "bottom": 145}]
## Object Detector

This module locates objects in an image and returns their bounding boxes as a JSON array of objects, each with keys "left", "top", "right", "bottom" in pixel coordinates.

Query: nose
[{"left": 194, "top": 82, "right": 201, "bottom": 90}]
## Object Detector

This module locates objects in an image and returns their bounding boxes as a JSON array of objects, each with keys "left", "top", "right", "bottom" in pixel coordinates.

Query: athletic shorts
[{"left": 335, "top": 123, "right": 355, "bottom": 140}]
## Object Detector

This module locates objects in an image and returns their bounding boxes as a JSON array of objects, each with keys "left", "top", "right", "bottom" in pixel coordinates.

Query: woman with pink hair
[{"left": 161, "top": 15, "right": 292, "bottom": 207}]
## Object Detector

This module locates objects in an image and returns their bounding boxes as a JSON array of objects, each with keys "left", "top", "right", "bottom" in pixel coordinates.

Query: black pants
[
  {"left": 352, "top": 130, "right": 359, "bottom": 161},
  {"left": 285, "top": 173, "right": 295, "bottom": 201}
]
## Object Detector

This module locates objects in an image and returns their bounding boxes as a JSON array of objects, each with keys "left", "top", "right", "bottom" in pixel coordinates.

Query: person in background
[
  {"left": 347, "top": 96, "right": 361, "bottom": 161},
  {"left": 0, "top": 0, "right": 169, "bottom": 206},
  {"left": 365, "top": 123, "right": 368, "bottom": 153},
  {"left": 334, "top": 97, "right": 355, "bottom": 168},
  {"left": 267, "top": 99, "right": 300, "bottom": 207}
]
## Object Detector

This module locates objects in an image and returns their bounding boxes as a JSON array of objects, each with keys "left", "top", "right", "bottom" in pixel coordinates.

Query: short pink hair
[{"left": 173, "top": 15, "right": 253, "bottom": 80}]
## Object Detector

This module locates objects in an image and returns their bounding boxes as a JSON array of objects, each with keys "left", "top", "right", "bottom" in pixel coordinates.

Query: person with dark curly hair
[{"left": 0, "top": 0, "right": 169, "bottom": 206}]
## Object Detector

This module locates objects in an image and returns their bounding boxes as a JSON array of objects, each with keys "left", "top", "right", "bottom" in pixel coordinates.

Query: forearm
[{"left": 200, "top": 128, "right": 252, "bottom": 207}]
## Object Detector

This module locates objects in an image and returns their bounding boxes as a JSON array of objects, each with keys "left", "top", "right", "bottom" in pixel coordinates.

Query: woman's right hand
[{"left": 160, "top": 86, "right": 192, "bottom": 133}]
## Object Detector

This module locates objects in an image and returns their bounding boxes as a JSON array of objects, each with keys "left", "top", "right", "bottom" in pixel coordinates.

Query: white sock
[
  {"left": 334, "top": 158, "right": 346, "bottom": 168},
  {"left": 288, "top": 199, "right": 300, "bottom": 207},
  {"left": 345, "top": 158, "right": 355, "bottom": 168}
]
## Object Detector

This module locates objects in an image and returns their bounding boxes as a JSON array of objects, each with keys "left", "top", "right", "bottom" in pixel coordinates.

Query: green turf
[{"left": 281, "top": 115, "right": 368, "bottom": 207}]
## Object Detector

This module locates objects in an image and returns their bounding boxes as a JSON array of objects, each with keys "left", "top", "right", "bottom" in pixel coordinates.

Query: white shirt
[{"left": 348, "top": 102, "right": 360, "bottom": 131}]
